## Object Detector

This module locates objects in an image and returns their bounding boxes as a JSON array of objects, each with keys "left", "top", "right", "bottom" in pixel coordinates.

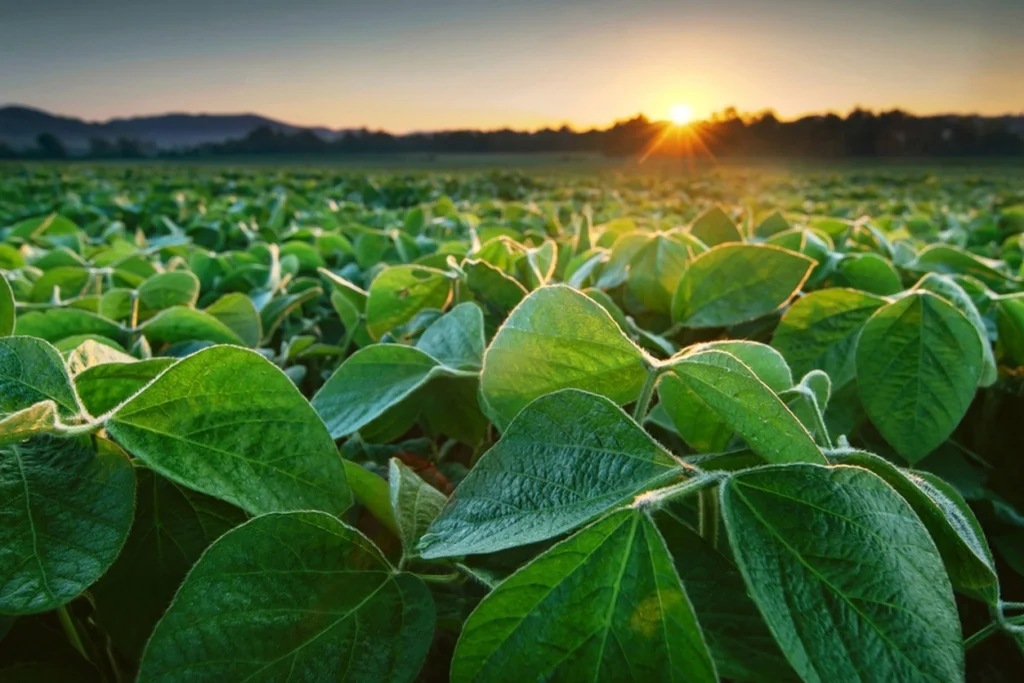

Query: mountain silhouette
[{"left": 0, "top": 105, "right": 339, "bottom": 152}]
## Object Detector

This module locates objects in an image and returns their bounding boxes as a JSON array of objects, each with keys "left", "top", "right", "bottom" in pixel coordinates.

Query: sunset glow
[{"left": 669, "top": 104, "right": 694, "bottom": 126}]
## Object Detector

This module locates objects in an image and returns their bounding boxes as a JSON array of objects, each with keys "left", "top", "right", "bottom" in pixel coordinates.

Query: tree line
[{"left": 3, "top": 108, "right": 1022, "bottom": 160}]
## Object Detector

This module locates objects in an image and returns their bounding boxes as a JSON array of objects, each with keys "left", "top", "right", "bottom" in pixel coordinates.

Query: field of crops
[{"left": 2, "top": 163, "right": 1024, "bottom": 682}]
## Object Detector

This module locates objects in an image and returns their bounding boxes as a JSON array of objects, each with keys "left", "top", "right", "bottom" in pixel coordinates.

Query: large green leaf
[
  {"left": 657, "top": 512, "right": 796, "bottom": 682},
  {"left": 771, "top": 288, "right": 886, "bottom": 388},
  {"left": 856, "top": 291, "right": 982, "bottom": 462},
  {"left": 0, "top": 337, "right": 79, "bottom": 419},
  {"left": 13, "top": 308, "right": 122, "bottom": 344},
  {"left": 672, "top": 244, "right": 814, "bottom": 327},
  {"left": 451, "top": 509, "right": 716, "bottom": 683},
  {"left": 74, "top": 358, "right": 176, "bottom": 416},
  {"left": 91, "top": 467, "right": 247, "bottom": 660},
  {"left": 722, "top": 464, "right": 964, "bottom": 683},
  {"left": 138, "top": 512, "right": 434, "bottom": 683},
  {"left": 366, "top": 265, "right": 452, "bottom": 340},
  {"left": 0, "top": 435, "right": 134, "bottom": 614},
  {"left": 312, "top": 343, "right": 459, "bottom": 439},
  {"left": 137, "top": 271, "right": 200, "bottom": 314},
  {"left": 666, "top": 350, "right": 826, "bottom": 464},
  {"left": 415, "top": 301, "right": 485, "bottom": 371},
  {"left": 829, "top": 450, "right": 998, "bottom": 605},
  {"left": 479, "top": 285, "right": 649, "bottom": 430},
  {"left": 107, "top": 345, "right": 351, "bottom": 516},
  {"left": 140, "top": 307, "right": 245, "bottom": 346},
  {"left": 204, "top": 292, "right": 261, "bottom": 347},
  {"left": 418, "top": 389, "right": 688, "bottom": 559}
]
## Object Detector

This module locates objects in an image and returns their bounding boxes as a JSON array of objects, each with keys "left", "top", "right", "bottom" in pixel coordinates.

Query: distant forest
[{"left": 4, "top": 108, "right": 1023, "bottom": 160}]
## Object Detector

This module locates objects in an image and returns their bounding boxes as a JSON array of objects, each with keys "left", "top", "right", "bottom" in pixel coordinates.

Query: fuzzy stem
[
  {"left": 698, "top": 488, "right": 720, "bottom": 550},
  {"left": 632, "top": 367, "right": 659, "bottom": 422}
]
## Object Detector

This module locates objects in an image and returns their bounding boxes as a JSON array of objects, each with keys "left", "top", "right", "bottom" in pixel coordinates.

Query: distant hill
[{"left": 0, "top": 105, "right": 339, "bottom": 152}]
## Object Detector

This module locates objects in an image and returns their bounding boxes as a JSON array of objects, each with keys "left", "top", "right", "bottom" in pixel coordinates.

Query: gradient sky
[{"left": 2, "top": 0, "right": 1022, "bottom": 132}]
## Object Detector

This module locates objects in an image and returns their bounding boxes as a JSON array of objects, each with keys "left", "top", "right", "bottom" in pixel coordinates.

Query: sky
[{"left": 2, "top": 0, "right": 1022, "bottom": 132}]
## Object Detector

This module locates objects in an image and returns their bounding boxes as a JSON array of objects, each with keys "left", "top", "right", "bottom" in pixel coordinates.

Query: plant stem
[
  {"left": 809, "top": 397, "right": 834, "bottom": 450},
  {"left": 632, "top": 368, "right": 659, "bottom": 422},
  {"left": 413, "top": 570, "right": 461, "bottom": 584},
  {"left": 698, "top": 488, "right": 720, "bottom": 550},
  {"left": 57, "top": 606, "right": 89, "bottom": 662},
  {"left": 964, "top": 620, "right": 1001, "bottom": 651}
]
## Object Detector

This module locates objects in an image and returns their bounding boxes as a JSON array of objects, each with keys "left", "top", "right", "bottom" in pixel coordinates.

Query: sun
[{"left": 669, "top": 103, "right": 694, "bottom": 125}]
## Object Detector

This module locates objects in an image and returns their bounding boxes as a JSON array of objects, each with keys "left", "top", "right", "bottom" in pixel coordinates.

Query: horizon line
[{"left": 4, "top": 102, "right": 1024, "bottom": 137}]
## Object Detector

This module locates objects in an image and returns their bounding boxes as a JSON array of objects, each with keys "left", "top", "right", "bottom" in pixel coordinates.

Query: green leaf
[
  {"left": 419, "top": 375, "right": 489, "bottom": 447},
  {"left": 415, "top": 302, "right": 485, "bottom": 371},
  {"left": 366, "top": 265, "right": 452, "bottom": 340},
  {"left": 463, "top": 258, "right": 528, "bottom": 314},
  {"left": 722, "top": 464, "right": 964, "bottom": 683},
  {"left": 141, "top": 307, "right": 245, "bottom": 346},
  {"left": 74, "top": 358, "right": 176, "bottom": 416},
  {"left": 107, "top": 345, "right": 351, "bottom": 516},
  {"left": 753, "top": 211, "right": 791, "bottom": 239},
  {"left": 688, "top": 206, "right": 743, "bottom": 246},
  {"left": 996, "top": 293, "right": 1024, "bottom": 367},
  {"left": 829, "top": 450, "right": 998, "bottom": 605},
  {"left": 913, "top": 273, "right": 997, "bottom": 388},
  {"left": 343, "top": 460, "right": 399, "bottom": 537},
  {"left": 451, "top": 509, "right": 716, "bottom": 683},
  {"left": 137, "top": 271, "right": 200, "bottom": 314},
  {"left": 0, "top": 337, "right": 79, "bottom": 419},
  {"left": 480, "top": 285, "right": 649, "bottom": 430},
  {"left": 658, "top": 341, "right": 794, "bottom": 453},
  {"left": 14, "top": 308, "right": 122, "bottom": 344},
  {"left": 833, "top": 253, "right": 902, "bottom": 295},
  {"left": 91, "top": 467, "right": 247, "bottom": 660},
  {"left": 772, "top": 288, "right": 886, "bottom": 388},
  {"left": 259, "top": 285, "right": 323, "bottom": 343},
  {"left": 0, "top": 435, "right": 135, "bottom": 614},
  {"left": 666, "top": 350, "right": 826, "bottom": 464},
  {"left": 138, "top": 511, "right": 434, "bottom": 683},
  {"left": 619, "top": 233, "right": 692, "bottom": 314},
  {"left": 419, "top": 389, "right": 688, "bottom": 559},
  {"left": 312, "top": 344, "right": 455, "bottom": 439},
  {"left": 390, "top": 458, "right": 447, "bottom": 557},
  {"left": 204, "top": 293, "right": 262, "bottom": 347},
  {"left": 29, "top": 267, "right": 92, "bottom": 303},
  {"left": 0, "top": 276, "right": 14, "bottom": 336},
  {"left": 672, "top": 244, "right": 814, "bottom": 327},
  {"left": 856, "top": 291, "right": 982, "bottom": 462},
  {"left": 657, "top": 512, "right": 796, "bottom": 682},
  {"left": 0, "top": 402, "right": 61, "bottom": 447}
]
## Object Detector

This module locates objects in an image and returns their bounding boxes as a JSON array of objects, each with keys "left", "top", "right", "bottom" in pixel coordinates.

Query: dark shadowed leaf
[
  {"left": 0, "top": 435, "right": 134, "bottom": 614},
  {"left": 722, "top": 464, "right": 964, "bottom": 683},
  {"left": 138, "top": 512, "right": 434, "bottom": 683}
]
